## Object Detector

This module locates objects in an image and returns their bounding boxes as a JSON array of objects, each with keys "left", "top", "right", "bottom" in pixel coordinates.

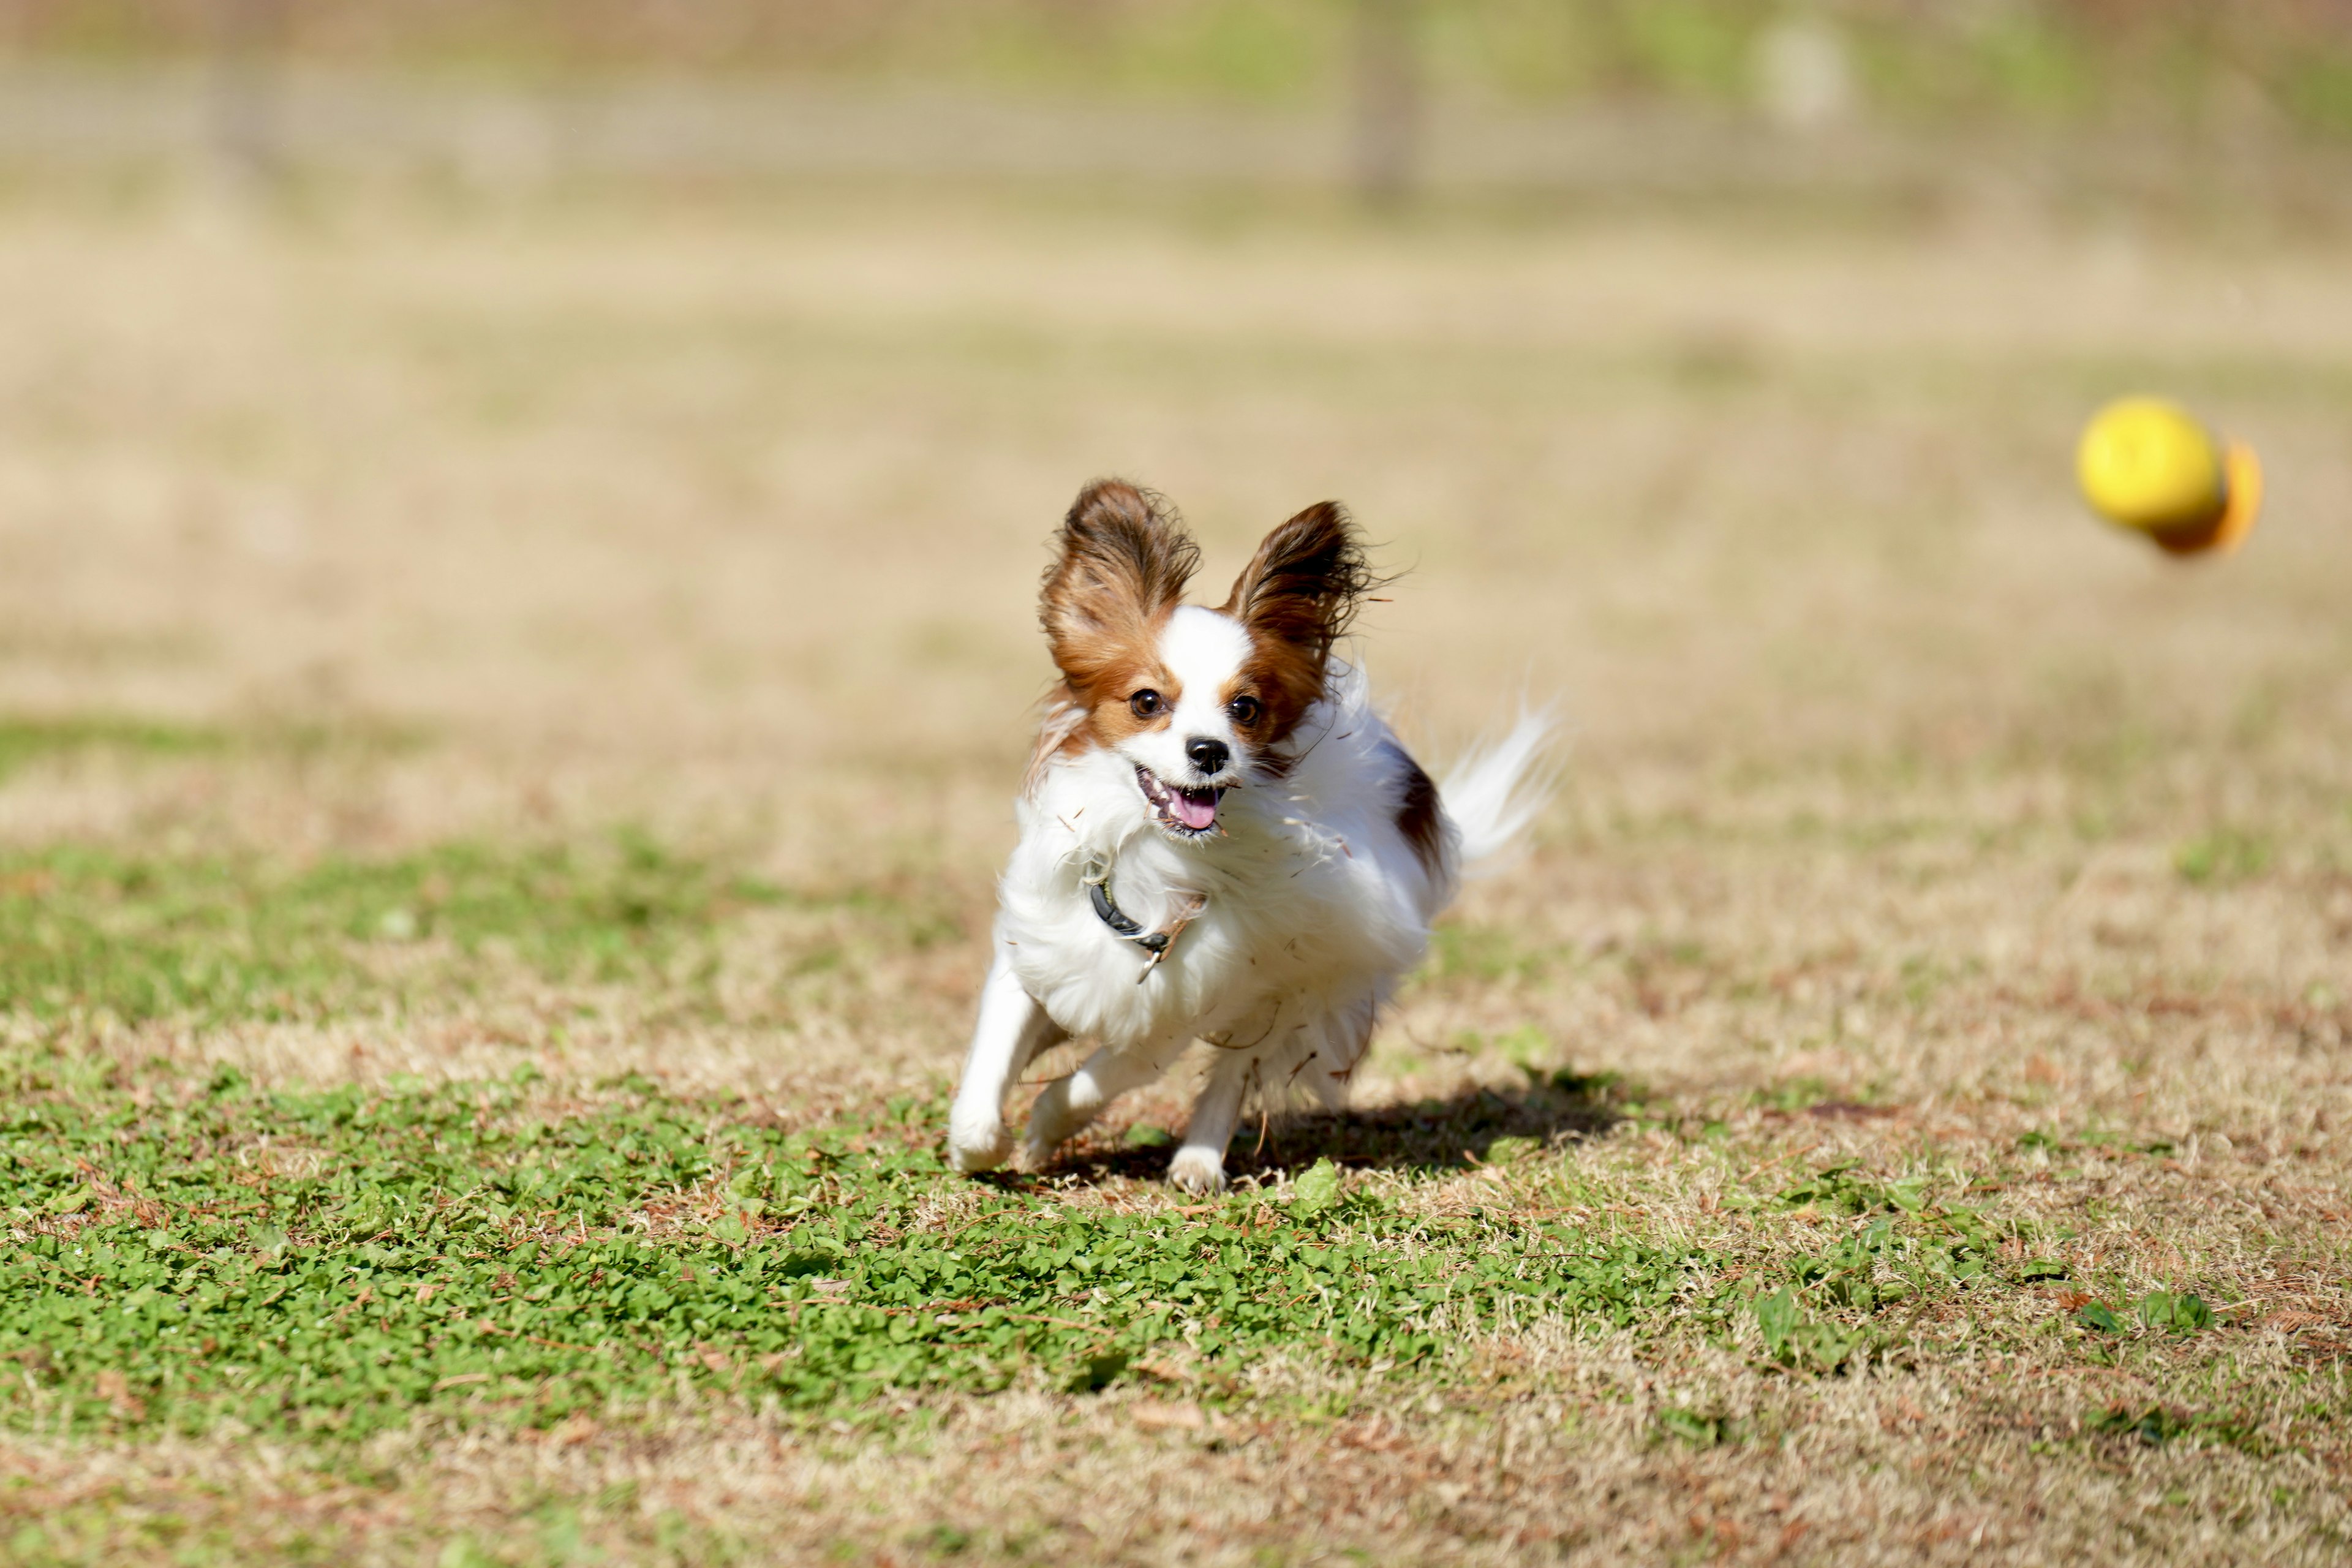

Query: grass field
[{"left": 0, "top": 176, "right": 2347, "bottom": 1565}]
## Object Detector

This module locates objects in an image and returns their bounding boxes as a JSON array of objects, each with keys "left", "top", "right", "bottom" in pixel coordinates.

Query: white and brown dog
[{"left": 948, "top": 480, "right": 1550, "bottom": 1192}]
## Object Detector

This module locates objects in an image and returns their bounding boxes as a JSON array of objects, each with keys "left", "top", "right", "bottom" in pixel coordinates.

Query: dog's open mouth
[{"left": 1136, "top": 766, "right": 1226, "bottom": 835}]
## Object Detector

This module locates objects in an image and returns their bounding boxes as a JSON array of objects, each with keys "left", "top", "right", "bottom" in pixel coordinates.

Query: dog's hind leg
[
  {"left": 1018, "top": 1042, "right": 1172, "bottom": 1170},
  {"left": 1167, "top": 1046, "right": 1256, "bottom": 1194},
  {"left": 949, "top": 951, "right": 1067, "bottom": 1174}
]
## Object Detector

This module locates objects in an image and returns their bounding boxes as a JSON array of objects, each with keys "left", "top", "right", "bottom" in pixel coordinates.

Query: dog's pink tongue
[{"left": 1171, "top": 790, "right": 1219, "bottom": 831}]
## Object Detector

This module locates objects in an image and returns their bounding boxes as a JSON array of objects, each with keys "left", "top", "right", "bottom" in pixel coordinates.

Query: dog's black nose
[{"left": 1186, "top": 736, "right": 1230, "bottom": 775}]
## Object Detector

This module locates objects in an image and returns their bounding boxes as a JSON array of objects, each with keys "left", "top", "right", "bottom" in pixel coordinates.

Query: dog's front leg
[
  {"left": 1167, "top": 1046, "right": 1255, "bottom": 1194},
  {"left": 1017, "top": 1042, "right": 1170, "bottom": 1170},
  {"left": 948, "top": 950, "right": 1066, "bottom": 1174}
]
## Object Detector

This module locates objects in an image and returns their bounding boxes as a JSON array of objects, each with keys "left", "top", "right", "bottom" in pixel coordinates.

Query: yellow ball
[
  {"left": 2075, "top": 396, "right": 2262, "bottom": 557},
  {"left": 2076, "top": 398, "right": 2226, "bottom": 533}
]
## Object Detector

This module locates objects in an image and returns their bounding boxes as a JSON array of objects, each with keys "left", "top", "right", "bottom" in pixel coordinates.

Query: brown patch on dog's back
[
  {"left": 1389, "top": 743, "right": 1446, "bottom": 876},
  {"left": 1040, "top": 480, "right": 1197, "bottom": 745}
]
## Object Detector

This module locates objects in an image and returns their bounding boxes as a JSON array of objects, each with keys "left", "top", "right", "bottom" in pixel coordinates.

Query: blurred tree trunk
[
  {"left": 210, "top": 0, "right": 287, "bottom": 193},
  {"left": 1352, "top": 0, "right": 1420, "bottom": 208}
]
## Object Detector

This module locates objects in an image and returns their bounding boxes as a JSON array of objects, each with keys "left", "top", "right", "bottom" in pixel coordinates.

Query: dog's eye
[
  {"left": 1227, "top": 695, "right": 1262, "bottom": 728},
  {"left": 1129, "top": 689, "right": 1163, "bottom": 719}
]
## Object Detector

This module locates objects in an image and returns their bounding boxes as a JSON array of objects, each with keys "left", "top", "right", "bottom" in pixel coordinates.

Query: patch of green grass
[
  {"left": 0, "top": 835, "right": 796, "bottom": 1023},
  {"left": 2173, "top": 827, "right": 2274, "bottom": 885},
  {"left": 1777, "top": 1159, "right": 1932, "bottom": 1217},
  {"left": 2020, "top": 1126, "right": 2177, "bottom": 1158},
  {"left": 1654, "top": 1405, "right": 1740, "bottom": 1447},
  {"left": 2072, "top": 1291, "right": 2214, "bottom": 1339},
  {"left": 1419, "top": 923, "right": 1562, "bottom": 986},
  {"left": 2087, "top": 1401, "right": 2263, "bottom": 1453},
  {"left": 2075, "top": 1300, "right": 2125, "bottom": 1333},
  {"left": 0, "top": 1053, "right": 1715, "bottom": 1438},
  {"left": 1754, "top": 1286, "right": 1879, "bottom": 1374},
  {"left": 1440, "top": 1023, "right": 1557, "bottom": 1076},
  {"left": 0, "top": 713, "right": 423, "bottom": 786},
  {"left": 1754, "top": 1076, "right": 1837, "bottom": 1114},
  {"left": 0, "top": 715, "right": 230, "bottom": 782},
  {"left": 0, "top": 1053, "right": 2062, "bottom": 1446},
  {"left": 1785, "top": 1204, "right": 1999, "bottom": 1315}
]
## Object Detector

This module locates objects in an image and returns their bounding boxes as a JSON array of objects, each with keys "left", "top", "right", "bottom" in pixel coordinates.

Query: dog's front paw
[
  {"left": 1014, "top": 1080, "right": 1080, "bottom": 1172},
  {"left": 1011, "top": 1128, "right": 1065, "bottom": 1174},
  {"left": 947, "top": 1115, "right": 1016, "bottom": 1174},
  {"left": 1166, "top": 1147, "right": 1229, "bottom": 1195}
]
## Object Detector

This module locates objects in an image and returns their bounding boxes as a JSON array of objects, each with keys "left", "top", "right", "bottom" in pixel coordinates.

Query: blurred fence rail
[{"left": 1, "top": 60, "right": 2346, "bottom": 219}]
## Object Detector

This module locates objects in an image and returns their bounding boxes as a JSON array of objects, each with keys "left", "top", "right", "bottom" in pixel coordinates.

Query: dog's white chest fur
[{"left": 1000, "top": 683, "right": 1444, "bottom": 1084}]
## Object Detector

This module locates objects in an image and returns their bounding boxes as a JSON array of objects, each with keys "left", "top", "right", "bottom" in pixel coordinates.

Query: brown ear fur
[
  {"left": 1040, "top": 480, "right": 1200, "bottom": 704},
  {"left": 1221, "top": 501, "right": 1379, "bottom": 742}
]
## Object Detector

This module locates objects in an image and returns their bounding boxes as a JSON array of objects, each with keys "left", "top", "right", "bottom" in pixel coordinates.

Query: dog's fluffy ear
[
  {"left": 1222, "top": 500, "right": 1376, "bottom": 674},
  {"left": 1220, "top": 501, "right": 1379, "bottom": 744},
  {"left": 1040, "top": 480, "right": 1200, "bottom": 688}
]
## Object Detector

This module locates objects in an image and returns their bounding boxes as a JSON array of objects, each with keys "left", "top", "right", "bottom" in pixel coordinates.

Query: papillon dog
[{"left": 948, "top": 480, "right": 1551, "bottom": 1192}]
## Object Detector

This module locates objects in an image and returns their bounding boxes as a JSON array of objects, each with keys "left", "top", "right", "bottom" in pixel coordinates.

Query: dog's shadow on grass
[{"left": 1048, "top": 1070, "right": 1630, "bottom": 1186}]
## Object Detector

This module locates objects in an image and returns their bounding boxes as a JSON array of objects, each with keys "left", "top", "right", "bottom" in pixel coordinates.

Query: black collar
[{"left": 1089, "top": 875, "right": 1170, "bottom": 952}]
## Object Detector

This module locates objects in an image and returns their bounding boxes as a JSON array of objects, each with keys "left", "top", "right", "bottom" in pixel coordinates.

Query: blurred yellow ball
[{"left": 2075, "top": 397, "right": 2261, "bottom": 556}]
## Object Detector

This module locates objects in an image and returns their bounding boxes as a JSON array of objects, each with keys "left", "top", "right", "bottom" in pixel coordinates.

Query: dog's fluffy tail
[{"left": 1439, "top": 709, "right": 1559, "bottom": 874}]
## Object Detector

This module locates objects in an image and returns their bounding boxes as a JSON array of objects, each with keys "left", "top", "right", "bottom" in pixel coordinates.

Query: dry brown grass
[{"left": 0, "top": 176, "right": 2347, "bottom": 1564}]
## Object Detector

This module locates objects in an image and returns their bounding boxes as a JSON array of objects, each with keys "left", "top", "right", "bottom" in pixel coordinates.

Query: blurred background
[
  {"left": 0, "top": 2, "right": 2350, "bottom": 213},
  {"left": 0, "top": 2, "right": 2345, "bottom": 1020},
  {"left": 2, "top": 1, "right": 2351, "bottom": 209}
]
